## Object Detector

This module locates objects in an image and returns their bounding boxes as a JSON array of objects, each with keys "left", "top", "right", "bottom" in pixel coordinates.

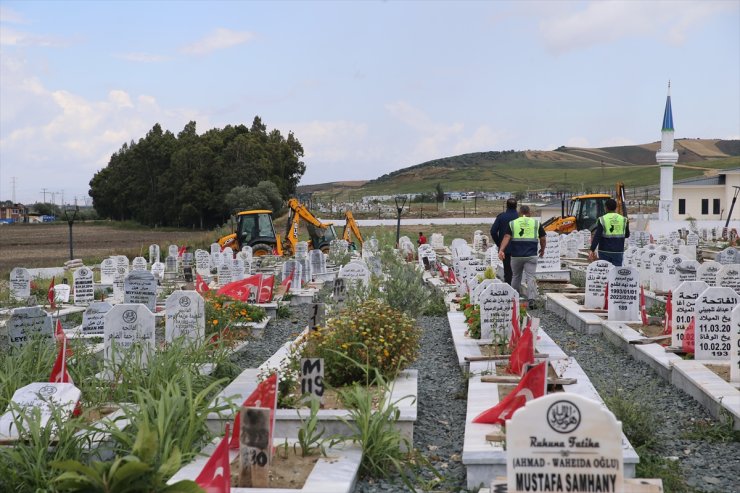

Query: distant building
[
  {"left": 672, "top": 168, "right": 740, "bottom": 220},
  {"left": 0, "top": 203, "right": 27, "bottom": 223}
]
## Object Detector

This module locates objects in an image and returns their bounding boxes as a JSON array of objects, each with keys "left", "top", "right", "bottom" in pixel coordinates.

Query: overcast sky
[{"left": 1, "top": 0, "right": 738, "bottom": 205}]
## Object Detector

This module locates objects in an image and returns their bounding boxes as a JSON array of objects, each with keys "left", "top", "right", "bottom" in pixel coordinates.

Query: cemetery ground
[{"left": 2, "top": 226, "right": 740, "bottom": 493}]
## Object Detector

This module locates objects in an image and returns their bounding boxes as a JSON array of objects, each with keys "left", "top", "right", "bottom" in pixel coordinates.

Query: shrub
[
  {"left": 203, "top": 292, "right": 265, "bottom": 338},
  {"left": 303, "top": 299, "right": 420, "bottom": 387}
]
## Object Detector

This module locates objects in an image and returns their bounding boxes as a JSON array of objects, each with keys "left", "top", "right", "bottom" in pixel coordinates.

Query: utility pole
[
  {"left": 41, "top": 188, "right": 49, "bottom": 203},
  {"left": 11, "top": 177, "right": 17, "bottom": 203}
]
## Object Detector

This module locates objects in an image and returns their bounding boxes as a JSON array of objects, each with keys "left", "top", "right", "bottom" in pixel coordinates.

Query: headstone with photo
[
  {"left": 123, "top": 271, "right": 157, "bottom": 312},
  {"left": 677, "top": 258, "right": 699, "bottom": 283},
  {"left": 73, "top": 266, "right": 95, "bottom": 306},
  {"left": 418, "top": 244, "right": 437, "bottom": 270},
  {"left": 504, "top": 393, "right": 624, "bottom": 493},
  {"left": 148, "top": 244, "right": 160, "bottom": 264},
  {"left": 479, "top": 282, "right": 519, "bottom": 339},
  {"left": 131, "top": 257, "right": 147, "bottom": 271},
  {"left": 9, "top": 267, "right": 31, "bottom": 301},
  {"left": 697, "top": 260, "right": 722, "bottom": 287},
  {"left": 81, "top": 301, "right": 113, "bottom": 336},
  {"left": 717, "top": 264, "right": 740, "bottom": 295},
  {"left": 0, "top": 383, "right": 82, "bottom": 441},
  {"left": 100, "top": 258, "right": 117, "bottom": 285},
  {"left": 585, "top": 260, "right": 613, "bottom": 309},
  {"left": 164, "top": 291, "right": 205, "bottom": 343},
  {"left": 537, "top": 232, "right": 561, "bottom": 272},
  {"left": 694, "top": 286, "right": 738, "bottom": 361},
  {"left": 7, "top": 306, "right": 53, "bottom": 347},
  {"left": 607, "top": 266, "right": 640, "bottom": 321},
  {"left": 104, "top": 303, "right": 156, "bottom": 367}
]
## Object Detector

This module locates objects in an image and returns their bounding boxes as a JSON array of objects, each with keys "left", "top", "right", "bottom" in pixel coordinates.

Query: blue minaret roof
[{"left": 661, "top": 83, "right": 674, "bottom": 131}]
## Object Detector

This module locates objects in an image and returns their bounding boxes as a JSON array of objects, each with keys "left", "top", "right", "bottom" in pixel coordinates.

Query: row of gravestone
[
  {"left": 584, "top": 261, "right": 740, "bottom": 374},
  {"left": 623, "top": 246, "right": 739, "bottom": 294},
  {"left": 6, "top": 290, "right": 205, "bottom": 352}
]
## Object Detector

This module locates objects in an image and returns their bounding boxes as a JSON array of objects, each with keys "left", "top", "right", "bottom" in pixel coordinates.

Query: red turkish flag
[
  {"left": 508, "top": 298, "right": 520, "bottom": 350},
  {"left": 640, "top": 286, "right": 648, "bottom": 325},
  {"left": 48, "top": 276, "right": 56, "bottom": 310},
  {"left": 603, "top": 282, "right": 609, "bottom": 310},
  {"left": 258, "top": 275, "right": 275, "bottom": 303},
  {"left": 682, "top": 317, "right": 695, "bottom": 354},
  {"left": 229, "top": 373, "right": 278, "bottom": 450},
  {"left": 177, "top": 245, "right": 187, "bottom": 257},
  {"left": 196, "top": 274, "right": 210, "bottom": 294},
  {"left": 472, "top": 360, "right": 547, "bottom": 425},
  {"left": 662, "top": 291, "right": 673, "bottom": 335},
  {"left": 55, "top": 319, "right": 73, "bottom": 357},
  {"left": 196, "top": 423, "right": 231, "bottom": 493},
  {"left": 448, "top": 268, "right": 456, "bottom": 284},
  {"left": 50, "top": 336, "right": 73, "bottom": 385},
  {"left": 218, "top": 275, "right": 262, "bottom": 302},
  {"left": 507, "top": 325, "right": 534, "bottom": 376}
]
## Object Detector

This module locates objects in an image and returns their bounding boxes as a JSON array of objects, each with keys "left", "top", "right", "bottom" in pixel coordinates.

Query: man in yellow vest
[
  {"left": 498, "top": 205, "right": 546, "bottom": 309},
  {"left": 588, "top": 198, "right": 629, "bottom": 266}
]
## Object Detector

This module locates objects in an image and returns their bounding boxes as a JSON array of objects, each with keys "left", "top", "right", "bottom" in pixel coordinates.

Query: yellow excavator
[
  {"left": 217, "top": 210, "right": 284, "bottom": 256},
  {"left": 543, "top": 182, "right": 627, "bottom": 234},
  {"left": 342, "top": 210, "right": 364, "bottom": 250},
  {"left": 284, "top": 198, "right": 338, "bottom": 255}
]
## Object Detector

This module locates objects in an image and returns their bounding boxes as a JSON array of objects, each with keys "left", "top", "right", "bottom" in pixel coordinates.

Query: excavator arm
[
  {"left": 615, "top": 181, "right": 627, "bottom": 219},
  {"left": 284, "top": 198, "right": 332, "bottom": 256},
  {"left": 342, "top": 211, "right": 364, "bottom": 248}
]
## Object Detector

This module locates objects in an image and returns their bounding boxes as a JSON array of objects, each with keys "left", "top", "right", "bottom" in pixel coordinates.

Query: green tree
[{"left": 435, "top": 183, "right": 444, "bottom": 203}]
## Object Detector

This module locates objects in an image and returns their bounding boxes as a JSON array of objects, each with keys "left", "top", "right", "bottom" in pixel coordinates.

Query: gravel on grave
[{"left": 534, "top": 307, "right": 740, "bottom": 493}]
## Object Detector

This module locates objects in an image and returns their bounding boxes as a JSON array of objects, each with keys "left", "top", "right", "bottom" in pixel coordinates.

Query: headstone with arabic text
[
  {"left": 165, "top": 291, "right": 204, "bottom": 343},
  {"left": 104, "top": 303, "right": 155, "bottom": 367},
  {"left": 694, "top": 286, "right": 737, "bottom": 361},
  {"left": 123, "top": 271, "right": 157, "bottom": 312},
  {"left": 698, "top": 260, "right": 722, "bottom": 287},
  {"left": 148, "top": 244, "right": 160, "bottom": 264},
  {"left": 100, "top": 258, "right": 117, "bottom": 285},
  {"left": 81, "top": 301, "right": 113, "bottom": 336},
  {"left": 479, "top": 282, "right": 518, "bottom": 339},
  {"left": 73, "top": 266, "right": 94, "bottom": 306},
  {"left": 671, "top": 281, "right": 709, "bottom": 348},
  {"left": 131, "top": 257, "right": 147, "bottom": 271},
  {"left": 607, "top": 266, "right": 640, "bottom": 321},
  {"left": 536, "top": 232, "right": 561, "bottom": 272},
  {"left": 7, "top": 306, "right": 53, "bottom": 347},
  {"left": 585, "top": 260, "right": 613, "bottom": 309},
  {"left": 0, "top": 383, "right": 81, "bottom": 441}
]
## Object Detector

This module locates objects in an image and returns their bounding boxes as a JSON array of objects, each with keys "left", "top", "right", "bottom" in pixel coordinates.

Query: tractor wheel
[{"left": 252, "top": 243, "right": 273, "bottom": 256}]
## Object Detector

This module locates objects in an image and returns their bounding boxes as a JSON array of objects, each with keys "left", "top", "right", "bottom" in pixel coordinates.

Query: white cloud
[
  {"left": 115, "top": 52, "right": 170, "bottom": 63},
  {"left": 539, "top": 1, "right": 735, "bottom": 54},
  {"left": 0, "top": 27, "right": 68, "bottom": 47},
  {"left": 566, "top": 136, "right": 590, "bottom": 147},
  {"left": 181, "top": 28, "right": 255, "bottom": 55},
  {"left": 599, "top": 137, "right": 635, "bottom": 147},
  {"left": 0, "top": 6, "right": 26, "bottom": 24}
]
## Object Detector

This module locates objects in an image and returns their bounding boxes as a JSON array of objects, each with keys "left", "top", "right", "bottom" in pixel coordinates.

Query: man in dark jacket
[{"left": 490, "top": 198, "right": 518, "bottom": 284}]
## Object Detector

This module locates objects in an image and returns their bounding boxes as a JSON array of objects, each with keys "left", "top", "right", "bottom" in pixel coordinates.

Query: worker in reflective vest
[
  {"left": 589, "top": 198, "right": 629, "bottom": 266},
  {"left": 498, "top": 205, "right": 546, "bottom": 309}
]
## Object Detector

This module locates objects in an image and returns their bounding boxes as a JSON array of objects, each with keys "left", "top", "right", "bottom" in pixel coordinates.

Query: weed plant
[
  {"left": 682, "top": 408, "right": 740, "bottom": 443},
  {"left": 295, "top": 398, "right": 326, "bottom": 457},
  {"left": 0, "top": 403, "right": 92, "bottom": 491}
]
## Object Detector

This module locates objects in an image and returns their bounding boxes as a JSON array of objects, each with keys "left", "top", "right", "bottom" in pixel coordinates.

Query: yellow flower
[{"left": 212, "top": 319, "right": 219, "bottom": 325}]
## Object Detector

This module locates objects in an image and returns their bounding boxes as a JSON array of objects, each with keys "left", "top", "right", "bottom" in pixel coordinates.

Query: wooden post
[{"left": 239, "top": 407, "right": 271, "bottom": 487}]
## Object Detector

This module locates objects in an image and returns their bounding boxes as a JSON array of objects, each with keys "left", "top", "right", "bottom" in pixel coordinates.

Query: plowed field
[{"left": 0, "top": 222, "right": 212, "bottom": 274}]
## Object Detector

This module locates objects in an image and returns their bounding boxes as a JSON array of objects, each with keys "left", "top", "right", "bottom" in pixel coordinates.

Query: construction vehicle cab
[
  {"left": 218, "top": 210, "right": 283, "bottom": 256},
  {"left": 306, "top": 223, "right": 338, "bottom": 252},
  {"left": 544, "top": 183, "right": 626, "bottom": 234}
]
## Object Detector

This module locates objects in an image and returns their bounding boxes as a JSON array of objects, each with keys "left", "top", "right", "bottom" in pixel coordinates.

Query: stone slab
[
  {"left": 671, "top": 360, "right": 740, "bottom": 430},
  {"left": 601, "top": 322, "right": 683, "bottom": 381},
  {"left": 545, "top": 293, "right": 605, "bottom": 334}
]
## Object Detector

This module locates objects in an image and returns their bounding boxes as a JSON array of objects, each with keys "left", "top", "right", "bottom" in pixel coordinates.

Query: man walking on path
[
  {"left": 588, "top": 198, "right": 629, "bottom": 266},
  {"left": 498, "top": 205, "right": 546, "bottom": 308},
  {"left": 490, "top": 198, "right": 518, "bottom": 285}
]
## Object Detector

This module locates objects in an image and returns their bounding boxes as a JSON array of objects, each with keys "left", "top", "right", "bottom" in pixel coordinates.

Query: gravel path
[
  {"left": 533, "top": 306, "right": 740, "bottom": 493},
  {"left": 232, "top": 305, "right": 312, "bottom": 369},
  {"left": 353, "top": 315, "right": 469, "bottom": 493}
]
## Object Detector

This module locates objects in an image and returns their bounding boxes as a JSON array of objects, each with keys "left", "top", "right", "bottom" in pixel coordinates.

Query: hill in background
[{"left": 299, "top": 139, "right": 739, "bottom": 197}]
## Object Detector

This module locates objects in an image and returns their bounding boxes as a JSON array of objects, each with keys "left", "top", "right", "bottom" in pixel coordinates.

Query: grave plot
[{"left": 207, "top": 300, "right": 419, "bottom": 444}]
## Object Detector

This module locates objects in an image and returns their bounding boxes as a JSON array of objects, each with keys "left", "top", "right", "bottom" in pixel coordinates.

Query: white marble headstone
[
  {"left": 0, "top": 383, "right": 81, "bottom": 440},
  {"left": 165, "top": 291, "right": 205, "bottom": 343},
  {"left": 148, "top": 244, "right": 160, "bottom": 264},
  {"left": 717, "top": 264, "right": 740, "bottom": 295},
  {"left": 585, "top": 260, "right": 613, "bottom": 309},
  {"left": 536, "top": 232, "right": 561, "bottom": 272},
  {"left": 123, "top": 271, "right": 157, "bottom": 312},
  {"left": 607, "top": 266, "right": 640, "bottom": 321},
  {"left": 81, "top": 301, "right": 113, "bottom": 336},
  {"left": 131, "top": 257, "right": 147, "bottom": 271},
  {"left": 694, "top": 286, "right": 738, "bottom": 361},
  {"left": 671, "top": 281, "right": 709, "bottom": 348},
  {"left": 100, "top": 258, "right": 117, "bottom": 285},
  {"left": 73, "top": 266, "right": 94, "bottom": 306},
  {"left": 697, "top": 260, "right": 722, "bottom": 287},
  {"left": 9, "top": 267, "right": 31, "bottom": 300},
  {"left": 7, "top": 306, "right": 53, "bottom": 347},
  {"left": 731, "top": 305, "right": 740, "bottom": 384},
  {"left": 338, "top": 261, "right": 370, "bottom": 288},
  {"left": 104, "top": 303, "right": 155, "bottom": 367},
  {"left": 479, "top": 282, "right": 518, "bottom": 339}
]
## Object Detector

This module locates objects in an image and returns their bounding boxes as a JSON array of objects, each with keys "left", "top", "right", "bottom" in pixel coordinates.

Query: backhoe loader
[
  {"left": 342, "top": 210, "right": 364, "bottom": 250},
  {"left": 543, "top": 182, "right": 627, "bottom": 234},
  {"left": 217, "top": 210, "right": 284, "bottom": 256},
  {"left": 284, "top": 198, "right": 337, "bottom": 255}
]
